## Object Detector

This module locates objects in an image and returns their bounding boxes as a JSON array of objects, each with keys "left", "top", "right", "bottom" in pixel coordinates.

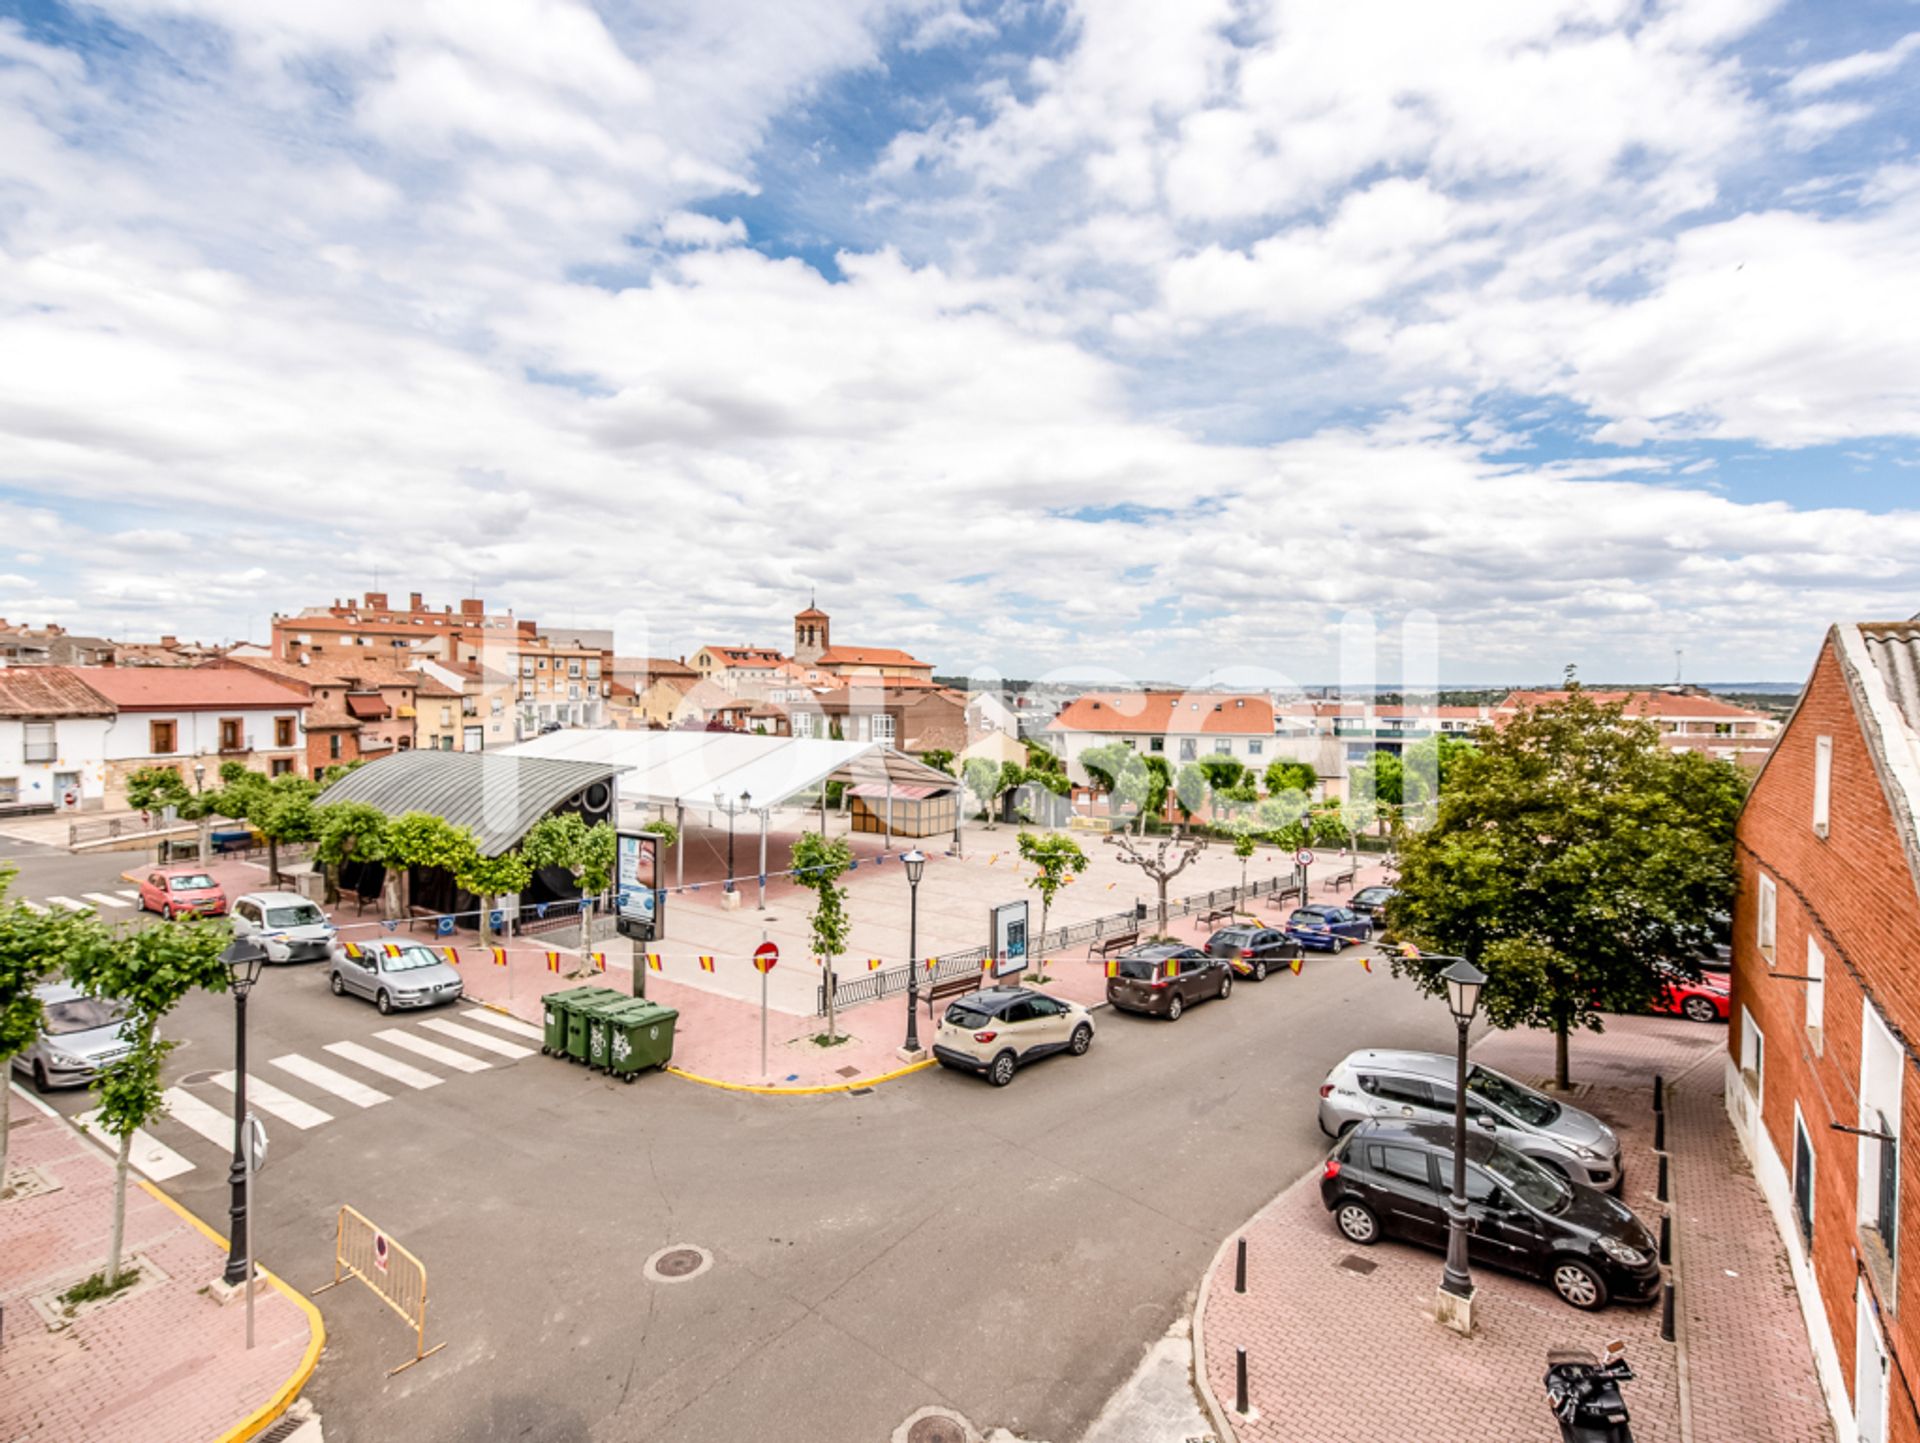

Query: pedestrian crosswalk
[
  {"left": 17, "top": 889, "right": 142, "bottom": 914},
  {"left": 56, "top": 1008, "right": 548, "bottom": 1184}
]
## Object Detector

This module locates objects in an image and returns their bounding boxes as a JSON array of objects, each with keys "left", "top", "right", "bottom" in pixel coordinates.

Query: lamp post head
[
  {"left": 222, "top": 936, "right": 269, "bottom": 998},
  {"left": 741, "top": 789, "right": 751, "bottom": 807},
  {"left": 193, "top": 760, "right": 206, "bottom": 788},
  {"left": 903, "top": 848, "right": 926, "bottom": 886},
  {"left": 712, "top": 789, "right": 725, "bottom": 812},
  {"left": 1441, "top": 958, "right": 1487, "bottom": 1025}
]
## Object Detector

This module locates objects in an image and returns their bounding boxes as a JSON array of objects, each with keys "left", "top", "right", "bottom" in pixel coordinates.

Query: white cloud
[{"left": 1784, "top": 31, "right": 1920, "bottom": 96}]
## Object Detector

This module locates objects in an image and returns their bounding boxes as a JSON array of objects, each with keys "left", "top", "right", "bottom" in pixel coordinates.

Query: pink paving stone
[{"left": 0, "top": 1104, "right": 315, "bottom": 1443}]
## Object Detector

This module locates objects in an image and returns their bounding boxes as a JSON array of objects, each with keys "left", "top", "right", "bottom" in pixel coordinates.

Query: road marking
[
  {"left": 115, "top": 890, "right": 141, "bottom": 903},
  {"left": 461, "top": 1008, "right": 545, "bottom": 1044},
  {"left": 207, "top": 1072, "right": 334, "bottom": 1129},
  {"left": 270, "top": 1053, "right": 391, "bottom": 1108},
  {"left": 82, "top": 891, "right": 132, "bottom": 908},
  {"left": 161, "top": 1086, "right": 240, "bottom": 1148},
  {"left": 375, "top": 1028, "right": 490, "bottom": 1073},
  {"left": 21, "top": 900, "right": 47, "bottom": 914},
  {"left": 44, "top": 895, "right": 89, "bottom": 911},
  {"left": 420, "top": 1018, "right": 535, "bottom": 1059},
  {"left": 324, "top": 1040, "right": 442, "bottom": 1090},
  {"left": 76, "top": 1111, "right": 195, "bottom": 1181}
]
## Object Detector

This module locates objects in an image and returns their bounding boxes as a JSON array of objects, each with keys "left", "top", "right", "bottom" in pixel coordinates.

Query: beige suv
[{"left": 933, "top": 987, "right": 1095, "bottom": 1087}]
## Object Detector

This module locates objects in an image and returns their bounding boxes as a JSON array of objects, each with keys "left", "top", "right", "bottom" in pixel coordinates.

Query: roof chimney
[
  {"left": 365, "top": 592, "right": 388, "bottom": 610},
  {"left": 460, "top": 598, "right": 483, "bottom": 617},
  {"left": 409, "top": 592, "right": 424, "bottom": 611}
]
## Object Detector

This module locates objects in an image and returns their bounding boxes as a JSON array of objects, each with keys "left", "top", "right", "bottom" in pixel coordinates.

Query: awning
[
  {"left": 847, "top": 783, "right": 940, "bottom": 800},
  {"left": 345, "top": 693, "right": 388, "bottom": 719},
  {"left": 315, "top": 749, "right": 626, "bottom": 855}
]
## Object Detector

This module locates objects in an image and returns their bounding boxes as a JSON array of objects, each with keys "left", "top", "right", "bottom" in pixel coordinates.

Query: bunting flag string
[
  {"left": 868, "top": 958, "right": 884, "bottom": 971},
  {"left": 545, "top": 951, "right": 561, "bottom": 973},
  {"left": 491, "top": 948, "right": 508, "bottom": 967},
  {"left": 383, "top": 942, "right": 402, "bottom": 958},
  {"left": 697, "top": 955, "right": 715, "bottom": 973},
  {"left": 1105, "top": 960, "right": 1120, "bottom": 978},
  {"left": 1290, "top": 957, "right": 1303, "bottom": 976},
  {"left": 342, "top": 941, "right": 362, "bottom": 959},
  {"left": 647, "top": 952, "right": 663, "bottom": 972},
  {"left": 1359, "top": 955, "right": 1372, "bottom": 974},
  {"left": 442, "top": 947, "right": 460, "bottom": 966},
  {"left": 590, "top": 952, "right": 607, "bottom": 973},
  {"left": 925, "top": 956, "right": 937, "bottom": 973},
  {"left": 1164, "top": 958, "right": 1179, "bottom": 979}
]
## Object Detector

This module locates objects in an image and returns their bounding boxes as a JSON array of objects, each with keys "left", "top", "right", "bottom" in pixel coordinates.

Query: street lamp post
[
  {"left": 192, "top": 758, "right": 210, "bottom": 865},
  {"left": 221, "top": 937, "right": 268, "bottom": 1288},
  {"left": 902, "top": 849, "right": 926, "bottom": 1057},
  {"left": 1438, "top": 956, "right": 1488, "bottom": 1321},
  {"left": 712, "top": 789, "right": 752, "bottom": 894}
]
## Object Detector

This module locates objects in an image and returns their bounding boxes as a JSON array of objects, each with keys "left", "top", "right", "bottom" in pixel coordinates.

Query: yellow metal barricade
[{"left": 313, "top": 1204, "right": 446, "bottom": 1374}]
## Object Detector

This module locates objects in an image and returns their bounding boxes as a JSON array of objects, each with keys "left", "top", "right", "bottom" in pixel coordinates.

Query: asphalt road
[{"left": 8, "top": 846, "right": 1461, "bottom": 1443}]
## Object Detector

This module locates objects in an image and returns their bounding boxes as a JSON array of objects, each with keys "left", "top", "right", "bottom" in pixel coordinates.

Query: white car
[
  {"left": 932, "top": 986, "right": 1095, "bottom": 1086},
  {"left": 230, "top": 891, "right": 340, "bottom": 964}
]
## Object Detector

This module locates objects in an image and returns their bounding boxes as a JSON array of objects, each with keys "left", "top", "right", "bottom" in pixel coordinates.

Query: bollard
[
  {"left": 1657, "top": 1153, "right": 1669, "bottom": 1201},
  {"left": 1661, "top": 1277, "right": 1677, "bottom": 1342},
  {"left": 1659, "top": 1212, "right": 1672, "bottom": 1266},
  {"left": 1654, "top": 1073, "right": 1665, "bottom": 1113},
  {"left": 1655, "top": 1108, "right": 1666, "bottom": 1152},
  {"left": 1235, "top": 1237, "right": 1247, "bottom": 1295},
  {"left": 1235, "top": 1347, "right": 1249, "bottom": 1414}
]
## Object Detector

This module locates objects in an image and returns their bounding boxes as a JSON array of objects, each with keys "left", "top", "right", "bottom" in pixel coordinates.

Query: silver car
[
  {"left": 1317, "top": 1049, "right": 1623, "bottom": 1190},
  {"left": 10, "top": 984, "right": 134, "bottom": 1092},
  {"left": 231, "top": 890, "right": 340, "bottom": 964},
  {"left": 330, "top": 941, "right": 464, "bottom": 1015}
]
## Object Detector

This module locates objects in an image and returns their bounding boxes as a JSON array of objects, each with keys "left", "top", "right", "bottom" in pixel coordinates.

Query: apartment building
[
  {"left": 1045, "top": 691, "right": 1278, "bottom": 785},
  {"left": 1497, "top": 688, "right": 1779, "bottom": 767}
]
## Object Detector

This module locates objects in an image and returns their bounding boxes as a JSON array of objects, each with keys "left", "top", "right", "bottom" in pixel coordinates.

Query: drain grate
[
  {"left": 256, "top": 1415, "right": 306, "bottom": 1443},
  {"left": 654, "top": 1249, "right": 703, "bottom": 1278},
  {"left": 907, "top": 1418, "right": 967, "bottom": 1443},
  {"left": 1336, "top": 1253, "right": 1378, "bottom": 1275},
  {"left": 834, "top": 1066, "right": 862, "bottom": 1078}
]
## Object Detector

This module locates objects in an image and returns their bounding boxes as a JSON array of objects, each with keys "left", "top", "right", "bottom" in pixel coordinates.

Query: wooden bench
[
  {"left": 927, "top": 968, "right": 987, "bottom": 1015},
  {"left": 1197, "top": 906, "right": 1234, "bottom": 931},
  {"left": 1328, "top": 868, "right": 1357, "bottom": 892},
  {"left": 1264, "top": 885, "right": 1301, "bottom": 911},
  {"left": 1087, "top": 929, "right": 1141, "bottom": 961}
]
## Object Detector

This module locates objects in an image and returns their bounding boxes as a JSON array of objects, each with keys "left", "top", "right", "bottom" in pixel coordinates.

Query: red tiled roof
[
  {"left": 817, "top": 647, "right": 931, "bottom": 668},
  {"left": 68, "top": 666, "right": 310, "bottom": 713},
  {"left": 1497, "top": 690, "right": 1772, "bottom": 721},
  {"left": 701, "top": 645, "right": 786, "bottom": 667},
  {"left": 0, "top": 667, "right": 116, "bottom": 719},
  {"left": 1049, "top": 692, "right": 1275, "bottom": 736},
  {"left": 226, "top": 656, "right": 419, "bottom": 691}
]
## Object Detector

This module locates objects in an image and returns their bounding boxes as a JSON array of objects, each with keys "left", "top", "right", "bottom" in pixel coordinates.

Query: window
[
  {"left": 1739, "top": 1005, "right": 1764, "bottom": 1104},
  {"left": 1860, "top": 1003, "right": 1902, "bottom": 1281},
  {"left": 1369, "top": 1145, "right": 1435, "bottom": 1189},
  {"left": 1179, "top": 739, "right": 1197, "bottom": 761},
  {"left": 219, "top": 716, "right": 243, "bottom": 751},
  {"left": 0, "top": 777, "right": 17, "bottom": 805},
  {"left": 568, "top": 661, "right": 582, "bottom": 677},
  {"left": 490, "top": 696, "right": 503, "bottom": 714},
  {"left": 522, "top": 659, "right": 534, "bottom": 677},
  {"left": 1757, "top": 873, "right": 1777, "bottom": 964},
  {"left": 274, "top": 717, "right": 295, "bottom": 748},
  {"left": 270, "top": 759, "right": 293, "bottom": 777},
  {"left": 1807, "top": 936, "right": 1826, "bottom": 1051},
  {"left": 1213, "top": 739, "right": 1232, "bottom": 754},
  {"left": 1358, "top": 1074, "right": 1434, "bottom": 1108},
  {"left": 21, "top": 720, "right": 55, "bottom": 763},
  {"left": 586, "top": 662, "right": 601, "bottom": 679},
  {"left": 1814, "top": 735, "right": 1833, "bottom": 837},
  {"left": 329, "top": 734, "right": 342, "bottom": 760},
  {"left": 1793, "top": 1110, "right": 1815, "bottom": 1246},
  {"left": 871, "top": 714, "right": 896, "bottom": 743},
  {"left": 440, "top": 707, "right": 452, "bottom": 727},
  {"left": 538, "top": 658, "right": 548, "bottom": 669},
  {"left": 1149, "top": 737, "right": 1164, "bottom": 752},
  {"left": 1248, "top": 740, "right": 1263, "bottom": 756},
  {"left": 568, "top": 684, "right": 580, "bottom": 701},
  {"left": 150, "top": 719, "right": 177, "bottom": 753}
]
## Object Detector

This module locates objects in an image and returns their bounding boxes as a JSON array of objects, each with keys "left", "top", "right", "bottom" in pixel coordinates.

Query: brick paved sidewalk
[
  {"left": 1197, "top": 1015, "right": 1833, "bottom": 1443},
  {"left": 0, "top": 1092, "right": 321, "bottom": 1443}
]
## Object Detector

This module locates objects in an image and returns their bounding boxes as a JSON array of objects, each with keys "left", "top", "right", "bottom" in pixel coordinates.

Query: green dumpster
[
  {"left": 540, "top": 986, "right": 603, "bottom": 1056},
  {"left": 583, "top": 993, "right": 635, "bottom": 1071},
  {"left": 604, "top": 1000, "right": 679, "bottom": 1082},
  {"left": 562, "top": 986, "right": 623, "bottom": 1063}
]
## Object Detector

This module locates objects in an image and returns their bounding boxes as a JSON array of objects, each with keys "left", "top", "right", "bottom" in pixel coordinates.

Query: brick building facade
[{"left": 1730, "top": 622, "right": 1920, "bottom": 1443}]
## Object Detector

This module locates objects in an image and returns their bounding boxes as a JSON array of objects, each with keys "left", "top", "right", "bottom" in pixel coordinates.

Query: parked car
[
  {"left": 1650, "top": 962, "right": 1729, "bottom": 1024},
  {"left": 1320, "top": 1118, "right": 1659, "bottom": 1310},
  {"left": 1348, "top": 885, "right": 1398, "bottom": 921},
  {"left": 10, "top": 983, "right": 133, "bottom": 1092},
  {"left": 538, "top": 720, "right": 564, "bottom": 735},
  {"left": 230, "top": 891, "right": 339, "bottom": 964},
  {"left": 330, "top": 941, "right": 464, "bottom": 1014},
  {"left": 135, "top": 866, "right": 228, "bottom": 919},
  {"left": 932, "top": 986, "right": 1095, "bottom": 1086},
  {"left": 1203, "top": 925, "right": 1303, "bottom": 981},
  {"left": 1285, "top": 904, "right": 1373, "bottom": 951},
  {"left": 1105, "top": 942, "right": 1233, "bottom": 1019},
  {"left": 1318, "top": 1049, "right": 1623, "bottom": 1190}
]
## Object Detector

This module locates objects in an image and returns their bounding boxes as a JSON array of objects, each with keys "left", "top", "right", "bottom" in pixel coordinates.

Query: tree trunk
[
  {"left": 825, "top": 958, "right": 837, "bottom": 1042},
  {"left": 323, "top": 861, "right": 340, "bottom": 907},
  {"left": 1157, "top": 881, "right": 1169, "bottom": 939},
  {"left": 479, "top": 897, "right": 494, "bottom": 945},
  {"left": 1038, "top": 898, "right": 1051, "bottom": 980},
  {"left": 107, "top": 1130, "right": 132, "bottom": 1284},
  {"left": 197, "top": 815, "right": 211, "bottom": 865},
  {"left": 266, "top": 836, "right": 280, "bottom": 887},
  {"left": 0, "top": 1080, "right": 11, "bottom": 1199},
  {"left": 1554, "top": 1019, "right": 1571, "bottom": 1090}
]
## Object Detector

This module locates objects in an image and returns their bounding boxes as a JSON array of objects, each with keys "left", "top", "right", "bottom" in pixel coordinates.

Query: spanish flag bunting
[
  {"left": 1105, "top": 959, "right": 1120, "bottom": 978},
  {"left": 1164, "top": 958, "right": 1179, "bottom": 979},
  {"left": 1290, "top": 957, "right": 1303, "bottom": 976},
  {"left": 926, "top": 956, "right": 937, "bottom": 973},
  {"left": 491, "top": 947, "right": 508, "bottom": 967},
  {"left": 647, "top": 952, "right": 663, "bottom": 972},
  {"left": 697, "top": 954, "right": 715, "bottom": 972},
  {"left": 342, "top": 941, "right": 362, "bottom": 958},
  {"left": 868, "top": 958, "right": 884, "bottom": 971},
  {"left": 1106, "top": 881, "right": 1116, "bottom": 891},
  {"left": 442, "top": 947, "right": 459, "bottom": 966},
  {"left": 591, "top": 952, "right": 607, "bottom": 973},
  {"left": 988, "top": 853, "right": 998, "bottom": 865},
  {"left": 545, "top": 951, "right": 561, "bottom": 973},
  {"left": 1360, "top": 955, "right": 1372, "bottom": 974}
]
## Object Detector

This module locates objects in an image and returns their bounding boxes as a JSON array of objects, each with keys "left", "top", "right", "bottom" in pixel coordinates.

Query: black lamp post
[
  {"left": 221, "top": 936, "right": 268, "bottom": 1287},
  {"left": 1439, "top": 956, "right": 1488, "bottom": 1301},
  {"left": 902, "top": 849, "right": 926, "bottom": 1052},
  {"left": 712, "top": 789, "right": 751, "bottom": 893}
]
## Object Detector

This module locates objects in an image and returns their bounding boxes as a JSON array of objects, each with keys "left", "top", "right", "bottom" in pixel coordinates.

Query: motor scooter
[{"left": 1544, "top": 1339, "right": 1635, "bottom": 1443}]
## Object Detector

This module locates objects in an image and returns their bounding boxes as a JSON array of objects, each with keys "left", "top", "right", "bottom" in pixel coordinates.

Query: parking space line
[
  {"left": 375, "top": 1029, "right": 490, "bottom": 1073},
  {"left": 77, "top": 1111, "right": 195, "bottom": 1180},
  {"left": 270, "top": 1053, "right": 391, "bottom": 1108},
  {"left": 324, "top": 1040, "right": 442, "bottom": 1090},
  {"left": 207, "top": 1072, "right": 334, "bottom": 1129},
  {"left": 419, "top": 1018, "right": 535, "bottom": 1060},
  {"left": 162, "top": 1086, "right": 241, "bottom": 1148},
  {"left": 82, "top": 891, "right": 131, "bottom": 908},
  {"left": 461, "top": 1008, "right": 545, "bottom": 1044}
]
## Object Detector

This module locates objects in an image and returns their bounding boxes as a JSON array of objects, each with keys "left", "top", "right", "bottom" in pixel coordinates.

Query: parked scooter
[{"left": 1544, "top": 1340, "right": 1635, "bottom": 1442}]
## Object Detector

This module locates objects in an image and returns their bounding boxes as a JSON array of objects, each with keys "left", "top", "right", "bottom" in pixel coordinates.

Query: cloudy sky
[{"left": 2, "top": 0, "right": 1918, "bottom": 686}]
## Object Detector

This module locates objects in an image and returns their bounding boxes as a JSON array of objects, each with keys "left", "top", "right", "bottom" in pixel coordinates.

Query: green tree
[
  {"left": 1174, "top": 763, "right": 1211, "bottom": 823},
  {"left": 67, "top": 919, "right": 232, "bottom": 1288},
  {"left": 1078, "top": 743, "right": 1131, "bottom": 791},
  {"left": 313, "top": 802, "right": 391, "bottom": 908},
  {"left": 1110, "top": 830, "right": 1207, "bottom": 939},
  {"left": 1388, "top": 685, "right": 1745, "bottom": 1087},
  {"left": 246, "top": 774, "right": 320, "bottom": 886},
  {"left": 522, "top": 813, "right": 619, "bottom": 954},
  {"left": 1111, "top": 753, "right": 1152, "bottom": 832},
  {"left": 919, "top": 749, "right": 955, "bottom": 776},
  {"left": 1022, "top": 741, "right": 1064, "bottom": 777},
  {"left": 1308, "top": 806, "right": 1350, "bottom": 849},
  {"left": 457, "top": 851, "right": 532, "bottom": 945},
  {"left": 1, "top": 868, "right": 103, "bottom": 1194},
  {"left": 1229, "top": 821, "right": 1259, "bottom": 891},
  {"left": 1016, "top": 831, "right": 1088, "bottom": 981},
  {"left": 1254, "top": 790, "right": 1310, "bottom": 848},
  {"left": 1263, "top": 758, "right": 1317, "bottom": 796},
  {"left": 123, "top": 765, "right": 191, "bottom": 816},
  {"left": 1196, "top": 755, "right": 1246, "bottom": 795},
  {"left": 791, "top": 831, "right": 853, "bottom": 1042},
  {"left": 963, "top": 757, "right": 1005, "bottom": 826},
  {"left": 1141, "top": 755, "right": 1172, "bottom": 826}
]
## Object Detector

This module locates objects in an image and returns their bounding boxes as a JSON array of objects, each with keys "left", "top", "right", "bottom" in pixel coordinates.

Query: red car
[
  {"left": 137, "top": 867, "right": 228, "bottom": 920},
  {"left": 1652, "top": 964, "right": 1728, "bottom": 1024}
]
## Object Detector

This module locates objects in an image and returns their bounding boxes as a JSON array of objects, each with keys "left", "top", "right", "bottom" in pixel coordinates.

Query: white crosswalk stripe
[
  {"left": 162, "top": 1086, "right": 240, "bottom": 1149},
  {"left": 76, "top": 1110, "right": 195, "bottom": 1181},
  {"left": 82, "top": 891, "right": 131, "bottom": 908},
  {"left": 270, "top": 1053, "right": 390, "bottom": 1108},
  {"left": 21, "top": 900, "right": 47, "bottom": 914},
  {"left": 207, "top": 1072, "right": 334, "bottom": 1129},
  {"left": 461, "top": 1008, "right": 545, "bottom": 1044},
  {"left": 419, "top": 1018, "right": 535, "bottom": 1060},
  {"left": 44, "top": 895, "right": 89, "bottom": 911},
  {"left": 116, "top": 890, "right": 141, "bottom": 903},
  {"left": 376, "top": 1028, "right": 490, "bottom": 1073},
  {"left": 324, "top": 1040, "right": 442, "bottom": 1090}
]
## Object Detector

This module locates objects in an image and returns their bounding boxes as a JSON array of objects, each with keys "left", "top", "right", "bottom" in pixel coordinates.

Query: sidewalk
[
  {"left": 0, "top": 1091, "right": 322, "bottom": 1443},
  {"left": 1195, "top": 1014, "right": 1833, "bottom": 1443}
]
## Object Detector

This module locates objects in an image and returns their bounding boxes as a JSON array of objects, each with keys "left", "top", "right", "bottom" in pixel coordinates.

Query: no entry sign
[
  {"left": 752, "top": 941, "right": 779, "bottom": 974},
  {"left": 374, "top": 1232, "right": 391, "bottom": 1274}
]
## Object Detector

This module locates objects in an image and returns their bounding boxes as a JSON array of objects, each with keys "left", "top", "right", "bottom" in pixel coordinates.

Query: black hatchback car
[
  {"left": 1320, "top": 1119, "right": 1659, "bottom": 1311},
  {"left": 1203, "top": 925, "right": 1303, "bottom": 981},
  {"left": 1104, "top": 943, "right": 1232, "bottom": 1020},
  {"left": 1348, "top": 885, "right": 1398, "bottom": 921}
]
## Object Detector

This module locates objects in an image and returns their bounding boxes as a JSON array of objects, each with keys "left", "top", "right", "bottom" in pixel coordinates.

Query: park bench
[
  {"left": 927, "top": 967, "right": 989, "bottom": 1016},
  {"left": 1197, "top": 905, "right": 1234, "bottom": 931},
  {"left": 1087, "top": 928, "right": 1141, "bottom": 961},
  {"left": 1264, "top": 885, "right": 1301, "bottom": 911},
  {"left": 1328, "top": 868, "right": 1357, "bottom": 893}
]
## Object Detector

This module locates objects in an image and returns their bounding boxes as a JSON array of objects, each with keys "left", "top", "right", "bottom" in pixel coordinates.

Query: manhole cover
[
  {"left": 835, "top": 1066, "right": 861, "bottom": 1078},
  {"left": 655, "top": 1249, "right": 702, "bottom": 1278},
  {"left": 907, "top": 1419, "right": 967, "bottom": 1443},
  {"left": 1337, "top": 1253, "right": 1378, "bottom": 1275}
]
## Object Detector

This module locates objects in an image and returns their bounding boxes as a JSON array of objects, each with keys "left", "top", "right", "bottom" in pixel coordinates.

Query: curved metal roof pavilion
[{"left": 315, "top": 749, "right": 626, "bottom": 855}]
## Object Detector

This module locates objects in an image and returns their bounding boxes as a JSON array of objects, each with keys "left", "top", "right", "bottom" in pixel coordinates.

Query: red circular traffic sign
[{"left": 753, "top": 941, "right": 779, "bottom": 973}]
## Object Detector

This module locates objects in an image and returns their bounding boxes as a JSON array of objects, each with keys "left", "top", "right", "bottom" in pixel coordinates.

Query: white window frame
[
  {"left": 1213, "top": 739, "right": 1232, "bottom": 754},
  {"left": 1814, "top": 735, "right": 1833, "bottom": 838},
  {"left": 1758, "top": 872, "right": 1777, "bottom": 965},
  {"left": 23, "top": 721, "right": 55, "bottom": 763},
  {"left": 870, "top": 713, "right": 896, "bottom": 743},
  {"left": 1793, "top": 1103, "right": 1816, "bottom": 1246},
  {"left": 1739, "top": 1004, "right": 1765, "bottom": 1107},
  {"left": 1806, "top": 935, "right": 1826, "bottom": 1053},
  {"left": 1859, "top": 1000, "right": 1902, "bottom": 1287}
]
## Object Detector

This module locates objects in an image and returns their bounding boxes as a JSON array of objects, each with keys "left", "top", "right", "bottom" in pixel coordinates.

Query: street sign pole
[
  {"left": 243, "top": 1112, "right": 267, "bottom": 1350},
  {"left": 755, "top": 935, "right": 780, "bottom": 1080}
]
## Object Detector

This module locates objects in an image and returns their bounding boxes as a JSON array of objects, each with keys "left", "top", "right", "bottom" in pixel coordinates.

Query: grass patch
[
  {"left": 61, "top": 1267, "right": 141, "bottom": 1308},
  {"left": 808, "top": 1032, "right": 851, "bottom": 1048}
]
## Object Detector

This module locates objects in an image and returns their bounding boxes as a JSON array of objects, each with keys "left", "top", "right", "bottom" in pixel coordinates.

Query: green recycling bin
[
  {"left": 604, "top": 1000, "right": 679, "bottom": 1082},
  {"left": 583, "top": 993, "right": 636, "bottom": 1071},
  {"left": 562, "top": 986, "right": 623, "bottom": 1063},
  {"left": 540, "top": 986, "right": 602, "bottom": 1056}
]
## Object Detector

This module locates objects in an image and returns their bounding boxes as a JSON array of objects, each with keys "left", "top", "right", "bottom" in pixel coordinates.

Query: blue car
[{"left": 1286, "top": 905, "right": 1373, "bottom": 951}]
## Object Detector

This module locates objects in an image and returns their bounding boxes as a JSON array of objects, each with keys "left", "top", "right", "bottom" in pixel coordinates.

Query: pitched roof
[
  {"left": 68, "top": 666, "right": 310, "bottom": 712},
  {"left": 0, "top": 667, "right": 116, "bottom": 719},
  {"left": 315, "top": 750, "right": 626, "bottom": 855},
  {"left": 615, "top": 656, "right": 697, "bottom": 679},
  {"left": 816, "top": 646, "right": 931, "bottom": 668},
  {"left": 795, "top": 606, "right": 828, "bottom": 620},
  {"left": 1496, "top": 689, "right": 1771, "bottom": 721},
  {"left": 701, "top": 645, "right": 786, "bottom": 668},
  {"left": 225, "top": 656, "right": 420, "bottom": 691},
  {"left": 1048, "top": 691, "right": 1275, "bottom": 736},
  {"left": 411, "top": 673, "right": 462, "bottom": 698}
]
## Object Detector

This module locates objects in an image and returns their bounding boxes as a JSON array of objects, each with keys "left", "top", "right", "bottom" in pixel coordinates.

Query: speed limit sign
[{"left": 1295, "top": 849, "right": 1315, "bottom": 867}]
